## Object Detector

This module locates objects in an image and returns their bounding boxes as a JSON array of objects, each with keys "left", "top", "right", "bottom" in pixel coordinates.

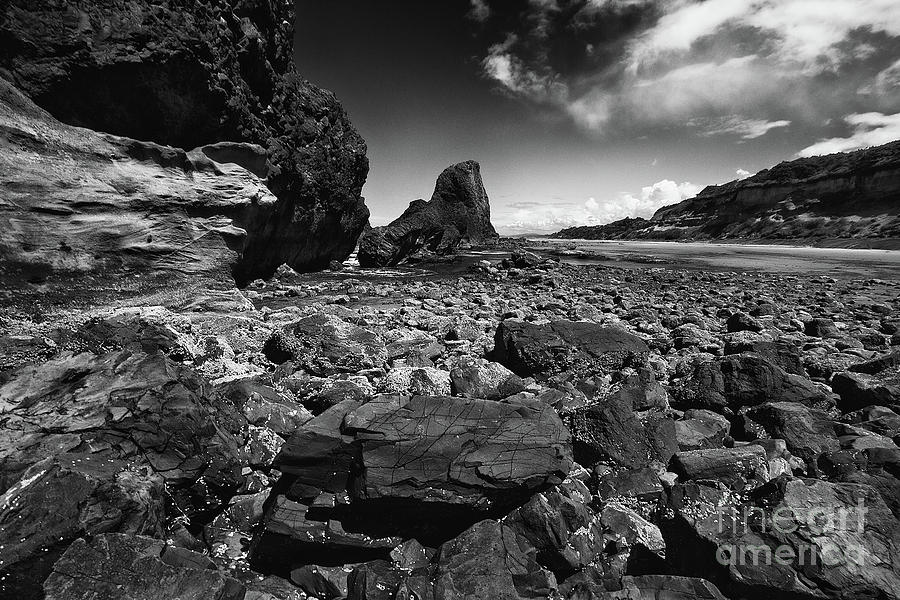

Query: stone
[
  {"left": 379, "top": 366, "right": 451, "bottom": 396},
  {"left": 492, "top": 319, "right": 650, "bottom": 380},
  {"left": 42, "top": 534, "right": 245, "bottom": 600},
  {"left": 670, "top": 446, "right": 769, "bottom": 489},
  {"left": 675, "top": 410, "right": 732, "bottom": 451},
  {"left": 0, "top": 455, "right": 165, "bottom": 599},
  {"left": 663, "top": 478, "right": 900, "bottom": 600},
  {"left": 806, "top": 318, "right": 842, "bottom": 338},
  {"left": 263, "top": 313, "right": 386, "bottom": 374},
  {"left": 740, "top": 401, "right": 840, "bottom": 463},
  {"left": 450, "top": 357, "right": 526, "bottom": 399},
  {"left": 358, "top": 161, "right": 498, "bottom": 267},
  {"left": 504, "top": 478, "right": 605, "bottom": 579},
  {"left": 674, "top": 354, "right": 834, "bottom": 414},
  {"left": 832, "top": 369, "right": 900, "bottom": 412},
  {"left": 253, "top": 394, "right": 572, "bottom": 572},
  {"left": 565, "top": 394, "right": 676, "bottom": 469},
  {"left": 726, "top": 312, "right": 763, "bottom": 333},
  {"left": 431, "top": 520, "right": 557, "bottom": 600}
]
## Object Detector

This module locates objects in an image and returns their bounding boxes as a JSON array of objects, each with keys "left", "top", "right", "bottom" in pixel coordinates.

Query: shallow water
[{"left": 532, "top": 239, "right": 900, "bottom": 280}]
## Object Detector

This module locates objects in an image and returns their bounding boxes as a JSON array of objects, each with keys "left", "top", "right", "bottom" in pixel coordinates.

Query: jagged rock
[
  {"left": 0, "top": 348, "right": 248, "bottom": 592},
  {"left": 565, "top": 395, "right": 676, "bottom": 469},
  {"left": 727, "top": 312, "right": 763, "bottom": 333},
  {"left": 564, "top": 575, "right": 727, "bottom": 600},
  {"left": 0, "top": 350, "right": 246, "bottom": 490},
  {"left": 430, "top": 520, "right": 558, "bottom": 600},
  {"left": 663, "top": 477, "right": 900, "bottom": 600},
  {"left": 806, "top": 318, "right": 842, "bottom": 338},
  {"left": 674, "top": 353, "right": 834, "bottom": 414},
  {"left": 832, "top": 369, "right": 900, "bottom": 412},
  {"left": 252, "top": 394, "right": 572, "bottom": 573},
  {"left": 740, "top": 401, "right": 840, "bottom": 463},
  {"left": 358, "top": 161, "right": 498, "bottom": 267},
  {"left": 492, "top": 319, "right": 650, "bottom": 380},
  {"left": 0, "top": 0, "right": 369, "bottom": 286},
  {"left": 0, "top": 454, "right": 165, "bottom": 599},
  {"left": 504, "top": 477, "right": 605, "bottom": 579},
  {"left": 675, "top": 410, "right": 732, "bottom": 451},
  {"left": 263, "top": 313, "right": 386, "bottom": 374},
  {"left": 42, "top": 534, "right": 245, "bottom": 600}
]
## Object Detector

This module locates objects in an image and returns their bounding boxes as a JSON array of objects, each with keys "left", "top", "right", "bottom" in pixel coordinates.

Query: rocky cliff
[
  {"left": 358, "top": 160, "right": 499, "bottom": 267},
  {"left": 556, "top": 141, "right": 900, "bottom": 244},
  {"left": 0, "top": 0, "right": 369, "bottom": 283}
]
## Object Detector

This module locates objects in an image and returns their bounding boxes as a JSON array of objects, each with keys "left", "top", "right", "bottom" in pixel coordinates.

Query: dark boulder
[
  {"left": 42, "top": 534, "right": 245, "bottom": 600},
  {"left": 662, "top": 477, "right": 900, "bottom": 600},
  {"left": 358, "top": 161, "right": 498, "bottom": 267},
  {"left": 740, "top": 401, "right": 840, "bottom": 463},
  {"left": 832, "top": 368, "right": 900, "bottom": 412},
  {"left": 0, "top": 455, "right": 165, "bottom": 600},
  {"left": 492, "top": 319, "right": 650, "bottom": 380},
  {"left": 674, "top": 353, "right": 834, "bottom": 414},
  {"left": 670, "top": 446, "right": 769, "bottom": 490},
  {"left": 251, "top": 394, "right": 572, "bottom": 574},
  {"left": 726, "top": 312, "right": 763, "bottom": 333},
  {"left": 565, "top": 393, "right": 676, "bottom": 469}
]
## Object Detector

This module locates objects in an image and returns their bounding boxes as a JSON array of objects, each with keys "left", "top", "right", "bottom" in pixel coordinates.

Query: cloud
[
  {"left": 797, "top": 112, "right": 900, "bottom": 156},
  {"left": 473, "top": 0, "right": 900, "bottom": 139},
  {"left": 495, "top": 178, "right": 701, "bottom": 234},
  {"left": 467, "top": 0, "right": 492, "bottom": 23},
  {"left": 691, "top": 115, "right": 792, "bottom": 140},
  {"left": 736, "top": 168, "right": 752, "bottom": 179}
]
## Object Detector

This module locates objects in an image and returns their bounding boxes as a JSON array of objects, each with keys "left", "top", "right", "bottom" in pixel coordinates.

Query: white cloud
[
  {"left": 630, "top": 0, "right": 900, "bottom": 73},
  {"left": 692, "top": 115, "right": 792, "bottom": 139},
  {"left": 797, "top": 112, "right": 900, "bottom": 156},
  {"left": 494, "top": 179, "right": 701, "bottom": 234},
  {"left": 736, "top": 168, "right": 752, "bottom": 179},
  {"left": 479, "top": 0, "right": 900, "bottom": 138}
]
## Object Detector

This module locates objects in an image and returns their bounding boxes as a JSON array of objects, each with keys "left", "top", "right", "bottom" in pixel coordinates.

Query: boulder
[
  {"left": 663, "top": 477, "right": 900, "bottom": 600},
  {"left": 358, "top": 161, "right": 498, "bottom": 267},
  {"left": 450, "top": 357, "right": 526, "bottom": 399},
  {"left": 832, "top": 369, "right": 900, "bottom": 412},
  {"left": 674, "top": 354, "right": 834, "bottom": 414},
  {"left": 42, "top": 534, "right": 245, "bottom": 600},
  {"left": 565, "top": 395, "right": 676, "bottom": 469},
  {"left": 263, "top": 313, "right": 387, "bottom": 374},
  {"left": 0, "top": 455, "right": 165, "bottom": 599},
  {"left": 379, "top": 366, "right": 451, "bottom": 396},
  {"left": 675, "top": 410, "right": 732, "bottom": 451},
  {"left": 504, "top": 478, "right": 606, "bottom": 578},
  {"left": 670, "top": 446, "right": 769, "bottom": 489},
  {"left": 430, "top": 520, "right": 557, "bottom": 600},
  {"left": 0, "top": 0, "right": 369, "bottom": 286},
  {"left": 740, "top": 402, "right": 840, "bottom": 463},
  {"left": 252, "top": 394, "right": 572, "bottom": 573},
  {"left": 492, "top": 320, "right": 650, "bottom": 380}
]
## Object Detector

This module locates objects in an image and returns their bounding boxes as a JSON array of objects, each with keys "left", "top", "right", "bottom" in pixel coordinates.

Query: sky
[{"left": 295, "top": 0, "right": 900, "bottom": 234}]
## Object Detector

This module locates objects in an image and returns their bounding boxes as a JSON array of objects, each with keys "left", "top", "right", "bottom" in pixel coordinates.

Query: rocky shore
[{"left": 2, "top": 247, "right": 899, "bottom": 599}]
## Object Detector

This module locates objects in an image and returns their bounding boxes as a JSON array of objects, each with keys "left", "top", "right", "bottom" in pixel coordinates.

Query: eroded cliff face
[
  {"left": 0, "top": 0, "right": 369, "bottom": 281},
  {"left": 556, "top": 141, "right": 900, "bottom": 243},
  {"left": 0, "top": 76, "right": 281, "bottom": 302}
]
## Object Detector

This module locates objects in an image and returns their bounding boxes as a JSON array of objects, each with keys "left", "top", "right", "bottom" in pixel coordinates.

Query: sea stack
[{"left": 358, "top": 160, "right": 499, "bottom": 267}]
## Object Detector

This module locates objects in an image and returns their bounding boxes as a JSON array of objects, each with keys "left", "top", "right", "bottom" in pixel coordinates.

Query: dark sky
[{"left": 295, "top": 1, "right": 900, "bottom": 234}]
